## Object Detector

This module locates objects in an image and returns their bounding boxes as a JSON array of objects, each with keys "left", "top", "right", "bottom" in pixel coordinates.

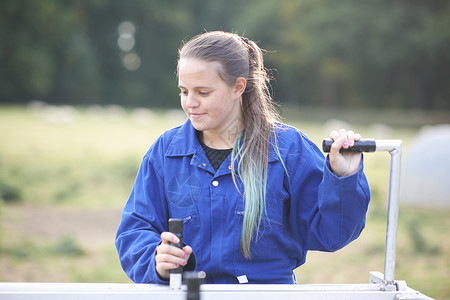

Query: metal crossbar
[{"left": 0, "top": 279, "right": 432, "bottom": 300}]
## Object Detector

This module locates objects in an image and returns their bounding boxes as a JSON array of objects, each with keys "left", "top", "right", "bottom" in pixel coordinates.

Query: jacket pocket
[
  {"left": 166, "top": 173, "right": 203, "bottom": 268},
  {"left": 232, "top": 207, "right": 291, "bottom": 283}
]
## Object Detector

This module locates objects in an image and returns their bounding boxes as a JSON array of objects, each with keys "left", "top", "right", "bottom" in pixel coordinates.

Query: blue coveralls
[{"left": 115, "top": 120, "right": 370, "bottom": 284}]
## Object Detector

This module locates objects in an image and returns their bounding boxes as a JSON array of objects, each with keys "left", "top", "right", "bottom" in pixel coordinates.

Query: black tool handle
[
  {"left": 169, "top": 218, "right": 183, "bottom": 274},
  {"left": 322, "top": 138, "right": 376, "bottom": 153},
  {"left": 184, "top": 271, "right": 205, "bottom": 300}
]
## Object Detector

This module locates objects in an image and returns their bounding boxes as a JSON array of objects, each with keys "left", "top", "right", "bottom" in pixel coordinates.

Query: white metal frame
[
  {"left": 0, "top": 279, "right": 433, "bottom": 300},
  {"left": 376, "top": 140, "right": 402, "bottom": 290}
]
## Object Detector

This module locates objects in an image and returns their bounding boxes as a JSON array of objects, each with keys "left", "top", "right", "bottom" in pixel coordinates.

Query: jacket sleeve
[
  {"left": 115, "top": 153, "right": 169, "bottom": 284},
  {"left": 287, "top": 135, "right": 370, "bottom": 252}
]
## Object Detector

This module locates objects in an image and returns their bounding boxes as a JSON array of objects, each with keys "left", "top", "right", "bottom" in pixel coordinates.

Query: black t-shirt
[{"left": 196, "top": 131, "right": 233, "bottom": 171}]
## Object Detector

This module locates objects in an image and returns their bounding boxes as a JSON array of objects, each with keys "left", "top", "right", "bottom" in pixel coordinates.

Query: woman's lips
[{"left": 190, "top": 112, "right": 204, "bottom": 119}]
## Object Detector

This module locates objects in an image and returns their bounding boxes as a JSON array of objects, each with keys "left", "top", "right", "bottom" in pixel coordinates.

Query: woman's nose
[{"left": 185, "top": 94, "right": 199, "bottom": 108}]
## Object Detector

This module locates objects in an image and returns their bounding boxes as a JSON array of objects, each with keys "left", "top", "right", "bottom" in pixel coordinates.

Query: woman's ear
[{"left": 233, "top": 77, "right": 247, "bottom": 100}]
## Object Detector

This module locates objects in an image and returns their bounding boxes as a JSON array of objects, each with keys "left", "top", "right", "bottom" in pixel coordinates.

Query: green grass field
[{"left": 0, "top": 104, "right": 448, "bottom": 299}]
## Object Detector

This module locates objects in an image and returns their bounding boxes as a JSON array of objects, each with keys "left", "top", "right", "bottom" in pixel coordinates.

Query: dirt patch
[
  {"left": 1, "top": 205, "right": 122, "bottom": 249},
  {"left": 0, "top": 204, "right": 129, "bottom": 282}
]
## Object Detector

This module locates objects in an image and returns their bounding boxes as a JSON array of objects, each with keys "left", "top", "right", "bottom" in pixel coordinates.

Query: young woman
[{"left": 115, "top": 31, "right": 370, "bottom": 284}]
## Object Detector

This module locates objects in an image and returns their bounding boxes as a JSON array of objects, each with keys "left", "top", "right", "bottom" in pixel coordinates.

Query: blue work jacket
[{"left": 115, "top": 120, "right": 370, "bottom": 284}]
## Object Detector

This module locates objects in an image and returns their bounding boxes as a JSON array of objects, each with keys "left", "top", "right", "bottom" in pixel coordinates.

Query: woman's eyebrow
[{"left": 178, "top": 85, "right": 213, "bottom": 90}]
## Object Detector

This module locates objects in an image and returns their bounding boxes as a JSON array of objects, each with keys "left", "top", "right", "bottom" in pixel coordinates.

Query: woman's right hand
[{"left": 155, "top": 232, "right": 192, "bottom": 280}]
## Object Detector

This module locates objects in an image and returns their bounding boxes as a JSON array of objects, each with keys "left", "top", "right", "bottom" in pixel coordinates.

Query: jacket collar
[
  {"left": 165, "top": 119, "right": 280, "bottom": 162},
  {"left": 165, "top": 119, "right": 200, "bottom": 157}
]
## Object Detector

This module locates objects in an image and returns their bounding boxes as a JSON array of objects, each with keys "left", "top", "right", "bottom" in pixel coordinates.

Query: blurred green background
[
  {"left": 1, "top": 0, "right": 449, "bottom": 110},
  {"left": 0, "top": 1, "right": 449, "bottom": 300}
]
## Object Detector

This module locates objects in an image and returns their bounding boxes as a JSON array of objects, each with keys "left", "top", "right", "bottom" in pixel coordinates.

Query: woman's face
[{"left": 178, "top": 58, "right": 245, "bottom": 146}]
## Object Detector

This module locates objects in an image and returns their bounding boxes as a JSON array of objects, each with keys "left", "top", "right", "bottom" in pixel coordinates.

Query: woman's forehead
[{"left": 178, "top": 58, "right": 223, "bottom": 87}]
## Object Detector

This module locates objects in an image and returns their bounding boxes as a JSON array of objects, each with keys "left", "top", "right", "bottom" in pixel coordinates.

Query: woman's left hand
[{"left": 328, "top": 129, "right": 362, "bottom": 177}]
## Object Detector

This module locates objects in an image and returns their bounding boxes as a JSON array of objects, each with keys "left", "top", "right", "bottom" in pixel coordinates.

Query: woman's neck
[
  {"left": 201, "top": 125, "right": 242, "bottom": 150},
  {"left": 200, "top": 105, "right": 244, "bottom": 149}
]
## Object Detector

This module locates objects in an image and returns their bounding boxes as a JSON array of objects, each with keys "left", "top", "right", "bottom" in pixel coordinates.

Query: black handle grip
[
  {"left": 184, "top": 271, "right": 206, "bottom": 300},
  {"left": 169, "top": 218, "right": 184, "bottom": 274},
  {"left": 322, "top": 138, "right": 376, "bottom": 153}
]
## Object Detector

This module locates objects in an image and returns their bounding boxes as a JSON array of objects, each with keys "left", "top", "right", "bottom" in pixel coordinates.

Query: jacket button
[{"left": 212, "top": 180, "right": 219, "bottom": 187}]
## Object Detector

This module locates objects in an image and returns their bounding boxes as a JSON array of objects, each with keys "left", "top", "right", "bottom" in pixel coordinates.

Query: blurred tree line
[{"left": 1, "top": 0, "right": 449, "bottom": 109}]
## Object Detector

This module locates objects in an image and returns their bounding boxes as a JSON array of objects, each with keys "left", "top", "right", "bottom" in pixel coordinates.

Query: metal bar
[
  {"left": 0, "top": 282, "right": 386, "bottom": 293},
  {"left": 374, "top": 140, "right": 402, "bottom": 152},
  {"left": 0, "top": 282, "right": 433, "bottom": 300},
  {"left": 383, "top": 140, "right": 402, "bottom": 288}
]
